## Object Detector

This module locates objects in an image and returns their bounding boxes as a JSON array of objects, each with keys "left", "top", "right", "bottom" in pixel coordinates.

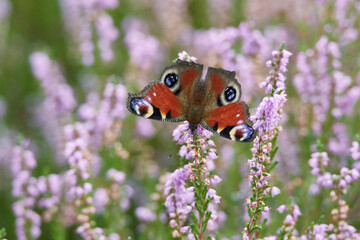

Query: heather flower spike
[
  {"left": 306, "top": 145, "right": 360, "bottom": 239},
  {"left": 244, "top": 43, "right": 292, "bottom": 237},
  {"left": 160, "top": 52, "right": 227, "bottom": 238},
  {"left": 165, "top": 121, "right": 223, "bottom": 239},
  {"left": 59, "top": 0, "right": 119, "bottom": 65},
  {"left": 29, "top": 52, "right": 76, "bottom": 164},
  {"left": 11, "top": 141, "right": 42, "bottom": 239}
]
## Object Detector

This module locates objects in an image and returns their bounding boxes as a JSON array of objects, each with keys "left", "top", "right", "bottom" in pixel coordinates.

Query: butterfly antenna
[
  {"left": 193, "top": 130, "right": 197, "bottom": 149},
  {"left": 178, "top": 128, "right": 191, "bottom": 145}
]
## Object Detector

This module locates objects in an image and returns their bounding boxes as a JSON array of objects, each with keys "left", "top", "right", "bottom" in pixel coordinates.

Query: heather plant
[
  {"left": 243, "top": 44, "right": 291, "bottom": 239},
  {"left": 1, "top": 0, "right": 360, "bottom": 240}
]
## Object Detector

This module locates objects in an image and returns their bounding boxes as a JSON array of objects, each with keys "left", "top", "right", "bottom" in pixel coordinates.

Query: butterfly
[{"left": 126, "top": 60, "right": 255, "bottom": 142}]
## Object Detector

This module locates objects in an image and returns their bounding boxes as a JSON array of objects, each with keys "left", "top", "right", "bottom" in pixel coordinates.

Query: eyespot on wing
[{"left": 129, "top": 97, "right": 154, "bottom": 119}]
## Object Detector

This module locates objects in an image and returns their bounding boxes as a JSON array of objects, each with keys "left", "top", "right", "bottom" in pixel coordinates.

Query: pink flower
[
  {"left": 271, "top": 186, "right": 281, "bottom": 197},
  {"left": 277, "top": 205, "right": 287, "bottom": 213},
  {"left": 164, "top": 165, "right": 194, "bottom": 222},
  {"left": 136, "top": 118, "right": 155, "bottom": 138},
  {"left": 106, "top": 169, "right": 125, "bottom": 184},
  {"left": 207, "top": 189, "right": 221, "bottom": 204},
  {"left": 210, "top": 175, "right": 222, "bottom": 186},
  {"left": 243, "top": 232, "right": 250, "bottom": 240},
  {"left": 135, "top": 207, "right": 156, "bottom": 222},
  {"left": 284, "top": 214, "right": 294, "bottom": 225},
  {"left": 350, "top": 141, "right": 360, "bottom": 160},
  {"left": 108, "top": 233, "right": 121, "bottom": 240},
  {"left": 123, "top": 17, "right": 164, "bottom": 71},
  {"left": 93, "top": 188, "right": 109, "bottom": 213}
]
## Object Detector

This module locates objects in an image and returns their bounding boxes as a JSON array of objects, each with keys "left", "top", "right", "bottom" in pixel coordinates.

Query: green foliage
[
  {"left": 0, "top": 228, "right": 6, "bottom": 238},
  {"left": 1, "top": 0, "right": 360, "bottom": 239}
]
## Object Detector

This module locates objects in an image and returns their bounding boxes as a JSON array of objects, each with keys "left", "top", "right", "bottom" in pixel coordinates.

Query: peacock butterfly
[{"left": 126, "top": 60, "right": 255, "bottom": 142}]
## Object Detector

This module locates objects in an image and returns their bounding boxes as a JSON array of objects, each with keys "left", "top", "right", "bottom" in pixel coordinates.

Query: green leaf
[
  {"left": 270, "top": 87, "right": 275, "bottom": 96},
  {"left": 190, "top": 223, "right": 200, "bottom": 235},
  {"left": 247, "top": 205, "right": 252, "bottom": 218},
  {"left": 202, "top": 211, "right": 212, "bottom": 234},
  {"left": 262, "top": 218, "right": 268, "bottom": 227},
  {"left": 204, "top": 198, "right": 211, "bottom": 211},
  {"left": 288, "top": 228, "right": 295, "bottom": 237},
  {"left": 204, "top": 211, "right": 212, "bottom": 222},
  {"left": 0, "top": 228, "right": 6, "bottom": 238},
  {"left": 180, "top": 156, "right": 187, "bottom": 167},
  {"left": 355, "top": 134, "right": 360, "bottom": 142},
  {"left": 16, "top": 135, "right": 26, "bottom": 145},
  {"left": 194, "top": 192, "right": 200, "bottom": 201},
  {"left": 270, "top": 146, "right": 279, "bottom": 160},
  {"left": 195, "top": 202, "right": 202, "bottom": 214},
  {"left": 191, "top": 211, "right": 199, "bottom": 226},
  {"left": 287, "top": 197, "right": 293, "bottom": 207},
  {"left": 269, "top": 160, "right": 278, "bottom": 171},
  {"left": 278, "top": 228, "right": 286, "bottom": 238},
  {"left": 253, "top": 225, "right": 262, "bottom": 231},
  {"left": 109, "top": 75, "right": 120, "bottom": 84},
  {"left": 279, "top": 42, "right": 285, "bottom": 52},
  {"left": 310, "top": 221, "right": 315, "bottom": 228},
  {"left": 271, "top": 133, "right": 279, "bottom": 146},
  {"left": 202, "top": 187, "right": 208, "bottom": 199},
  {"left": 318, "top": 215, "right": 325, "bottom": 224},
  {"left": 316, "top": 139, "right": 325, "bottom": 152}
]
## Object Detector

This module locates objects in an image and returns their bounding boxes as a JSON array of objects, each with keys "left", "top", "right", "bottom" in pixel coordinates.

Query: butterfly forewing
[{"left": 126, "top": 60, "right": 203, "bottom": 122}]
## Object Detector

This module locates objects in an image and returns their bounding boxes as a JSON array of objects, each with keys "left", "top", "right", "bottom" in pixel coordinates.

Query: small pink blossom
[
  {"left": 271, "top": 187, "right": 281, "bottom": 197},
  {"left": 135, "top": 207, "right": 156, "bottom": 222},
  {"left": 277, "top": 205, "right": 287, "bottom": 213}
]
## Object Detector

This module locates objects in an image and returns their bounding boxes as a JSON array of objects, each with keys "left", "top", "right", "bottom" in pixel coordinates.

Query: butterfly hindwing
[
  {"left": 202, "top": 102, "right": 255, "bottom": 142},
  {"left": 126, "top": 60, "right": 203, "bottom": 122},
  {"left": 202, "top": 67, "right": 255, "bottom": 142}
]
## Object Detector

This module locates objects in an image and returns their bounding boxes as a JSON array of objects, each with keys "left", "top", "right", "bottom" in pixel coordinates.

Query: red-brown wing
[
  {"left": 127, "top": 82, "right": 185, "bottom": 121},
  {"left": 201, "top": 67, "right": 255, "bottom": 142},
  {"left": 145, "top": 83, "right": 183, "bottom": 119},
  {"left": 208, "top": 73, "right": 227, "bottom": 98},
  {"left": 127, "top": 60, "right": 203, "bottom": 122},
  {"left": 202, "top": 102, "right": 255, "bottom": 142},
  {"left": 205, "top": 102, "right": 248, "bottom": 130},
  {"left": 160, "top": 60, "right": 203, "bottom": 102}
]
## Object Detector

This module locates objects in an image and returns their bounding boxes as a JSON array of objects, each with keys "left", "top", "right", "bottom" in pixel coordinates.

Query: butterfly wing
[
  {"left": 201, "top": 67, "right": 255, "bottom": 142},
  {"left": 127, "top": 60, "right": 203, "bottom": 122}
]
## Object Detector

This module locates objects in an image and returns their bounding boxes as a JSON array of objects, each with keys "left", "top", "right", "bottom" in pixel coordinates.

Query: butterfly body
[
  {"left": 184, "top": 81, "right": 207, "bottom": 131},
  {"left": 127, "top": 60, "right": 255, "bottom": 142}
]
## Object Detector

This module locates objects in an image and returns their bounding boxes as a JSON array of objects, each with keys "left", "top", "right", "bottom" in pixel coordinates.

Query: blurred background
[{"left": 0, "top": 0, "right": 360, "bottom": 239}]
